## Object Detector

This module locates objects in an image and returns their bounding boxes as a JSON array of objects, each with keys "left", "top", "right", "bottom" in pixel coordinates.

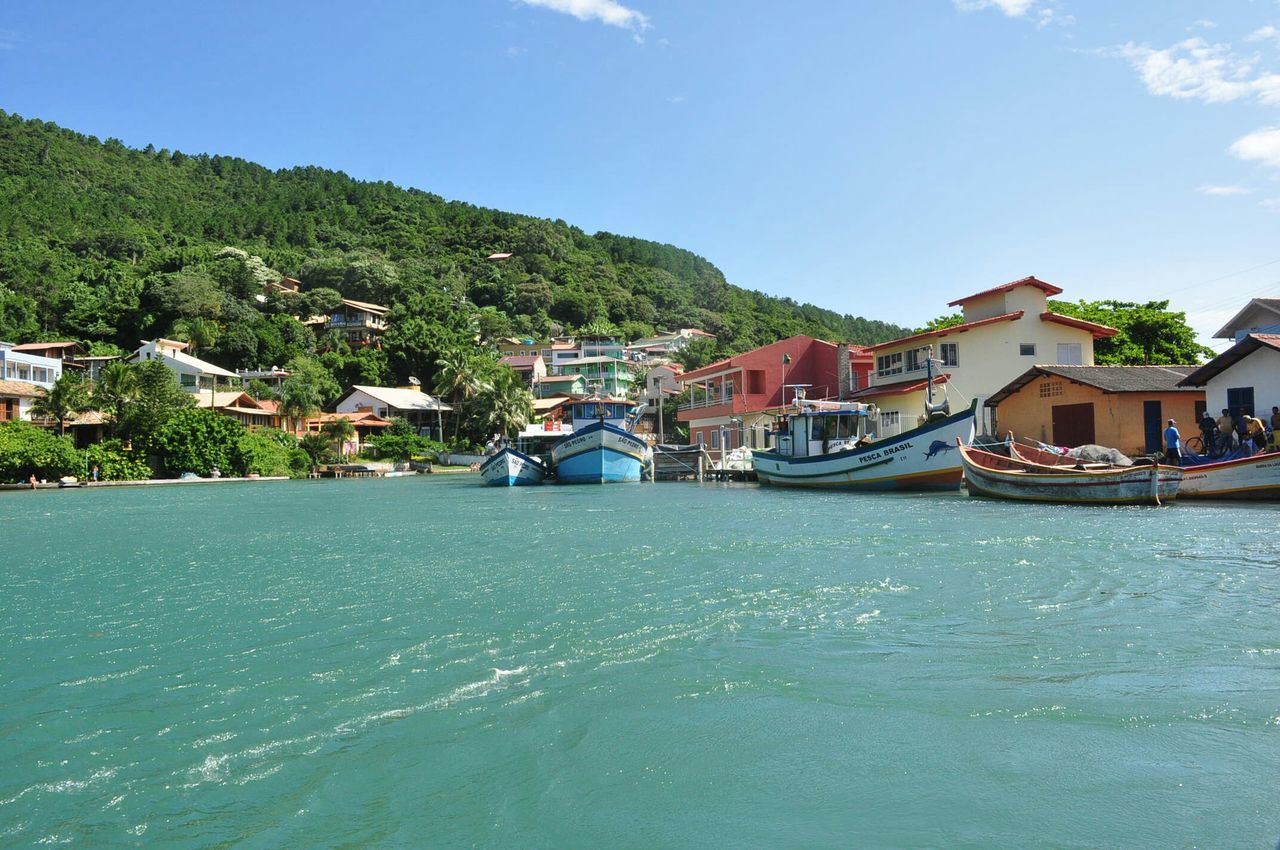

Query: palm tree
[
  {"left": 478, "top": 368, "right": 534, "bottom": 440},
  {"left": 322, "top": 416, "right": 357, "bottom": 460},
  {"left": 31, "top": 372, "right": 93, "bottom": 435},
  {"left": 171, "top": 317, "right": 219, "bottom": 354},
  {"left": 280, "top": 370, "right": 326, "bottom": 435},
  {"left": 434, "top": 349, "right": 491, "bottom": 440},
  {"left": 92, "top": 361, "right": 140, "bottom": 436}
]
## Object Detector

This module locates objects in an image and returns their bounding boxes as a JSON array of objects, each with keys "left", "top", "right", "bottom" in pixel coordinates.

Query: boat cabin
[
  {"left": 775, "top": 400, "right": 877, "bottom": 458},
  {"left": 568, "top": 398, "right": 637, "bottom": 431}
]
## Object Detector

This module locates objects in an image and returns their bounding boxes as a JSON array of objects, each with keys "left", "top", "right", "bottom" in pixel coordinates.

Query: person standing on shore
[{"left": 1164, "top": 419, "right": 1182, "bottom": 466}]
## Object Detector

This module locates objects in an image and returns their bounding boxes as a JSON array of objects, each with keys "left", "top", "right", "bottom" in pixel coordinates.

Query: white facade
[
  {"left": 1202, "top": 346, "right": 1280, "bottom": 418},
  {"left": 131, "top": 339, "right": 239, "bottom": 393},
  {"left": 862, "top": 279, "right": 1111, "bottom": 434},
  {"left": 0, "top": 342, "right": 62, "bottom": 389}
]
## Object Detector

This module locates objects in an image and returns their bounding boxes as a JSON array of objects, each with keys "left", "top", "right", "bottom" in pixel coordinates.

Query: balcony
[{"left": 326, "top": 316, "right": 388, "bottom": 331}]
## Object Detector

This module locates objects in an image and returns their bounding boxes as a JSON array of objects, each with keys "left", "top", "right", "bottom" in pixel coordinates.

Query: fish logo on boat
[{"left": 923, "top": 440, "right": 956, "bottom": 460}]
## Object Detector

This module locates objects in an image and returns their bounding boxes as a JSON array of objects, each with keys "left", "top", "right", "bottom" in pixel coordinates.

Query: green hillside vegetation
[{"left": 0, "top": 109, "right": 908, "bottom": 399}]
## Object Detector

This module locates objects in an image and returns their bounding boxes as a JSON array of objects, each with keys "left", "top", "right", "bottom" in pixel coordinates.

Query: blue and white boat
[
  {"left": 550, "top": 397, "right": 651, "bottom": 484},
  {"left": 479, "top": 446, "right": 549, "bottom": 486}
]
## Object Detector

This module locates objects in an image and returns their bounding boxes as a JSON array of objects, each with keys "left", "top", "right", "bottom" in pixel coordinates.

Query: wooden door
[
  {"left": 1052, "top": 402, "right": 1095, "bottom": 447},
  {"left": 1142, "top": 400, "right": 1162, "bottom": 453}
]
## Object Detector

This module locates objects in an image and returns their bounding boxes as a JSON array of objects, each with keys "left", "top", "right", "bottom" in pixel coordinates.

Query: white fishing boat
[
  {"left": 1177, "top": 451, "right": 1280, "bottom": 500},
  {"left": 479, "top": 446, "right": 549, "bottom": 486}
]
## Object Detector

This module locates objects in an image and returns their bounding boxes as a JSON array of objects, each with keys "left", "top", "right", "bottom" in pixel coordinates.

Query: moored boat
[
  {"left": 960, "top": 443, "right": 1182, "bottom": 505},
  {"left": 1176, "top": 451, "right": 1280, "bottom": 500},
  {"left": 479, "top": 446, "right": 549, "bottom": 486},
  {"left": 752, "top": 398, "right": 976, "bottom": 491},
  {"left": 550, "top": 397, "right": 650, "bottom": 484}
]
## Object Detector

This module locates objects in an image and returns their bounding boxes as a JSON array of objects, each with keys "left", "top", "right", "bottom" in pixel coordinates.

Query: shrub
[
  {"left": 155, "top": 409, "right": 246, "bottom": 477},
  {"left": 84, "top": 439, "right": 153, "bottom": 481},
  {"left": 234, "top": 428, "right": 296, "bottom": 477},
  {"left": 0, "top": 421, "right": 81, "bottom": 482}
]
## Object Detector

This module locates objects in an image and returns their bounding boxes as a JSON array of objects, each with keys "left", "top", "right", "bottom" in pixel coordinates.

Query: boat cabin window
[{"left": 810, "top": 417, "right": 825, "bottom": 440}]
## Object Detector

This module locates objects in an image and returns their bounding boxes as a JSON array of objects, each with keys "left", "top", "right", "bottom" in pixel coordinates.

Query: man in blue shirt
[{"left": 1164, "top": 419, "right": 1181, "bottom": 466}]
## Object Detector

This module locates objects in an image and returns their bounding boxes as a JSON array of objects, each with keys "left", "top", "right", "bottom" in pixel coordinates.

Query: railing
[
  {"left": 326, "top": 317, "right": 388, "bottom": 330},
  {"left": 678, "top": 395, "right": 735, "bottom": 412}
]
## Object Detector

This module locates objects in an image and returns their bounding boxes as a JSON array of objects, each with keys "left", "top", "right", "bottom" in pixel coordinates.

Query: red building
[{"left": 676, "top": 335, "right": 871, "bottom": 449}]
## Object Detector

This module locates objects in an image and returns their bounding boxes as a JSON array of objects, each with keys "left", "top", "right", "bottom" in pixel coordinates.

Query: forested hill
[{"left": 0, "top": 109, "right": 906, "bottom": 385}]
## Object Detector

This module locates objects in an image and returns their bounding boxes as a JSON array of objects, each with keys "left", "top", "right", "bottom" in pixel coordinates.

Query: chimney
[{"left": 837, "top": 343, "right": 851, "bottom": 399}]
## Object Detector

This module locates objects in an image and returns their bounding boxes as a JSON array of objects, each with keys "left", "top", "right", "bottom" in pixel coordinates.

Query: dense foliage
[
  {"left": 84, "top": 439, "right": 154, "bottom": 481},
  {"left": 0, "top": 421, "right": 81, "bottom": 482},
  {"left": 0, "top": 110, "right": 908, "bottom": 403}
]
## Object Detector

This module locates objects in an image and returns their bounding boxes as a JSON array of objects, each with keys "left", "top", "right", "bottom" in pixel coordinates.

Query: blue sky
[{"left": 4, "top": 1, "right": 1280, "bottom": 350}]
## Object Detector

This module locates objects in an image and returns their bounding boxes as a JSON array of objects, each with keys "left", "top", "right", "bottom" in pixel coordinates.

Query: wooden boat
[
  {"left": 479, "top": 446, "right": 548, "bottom": 487},
  {"left": 550, "top": 397, "right": 651, "bottom": 484},
  {"left": 959, "top": 443, "right": 1182, "bottom": 505},
  {"left": 752, "top": 398, "right": 976, "bottom": 491},
  {"left": 1176, "top": 451, "right": 1280, "bottom": 500}
]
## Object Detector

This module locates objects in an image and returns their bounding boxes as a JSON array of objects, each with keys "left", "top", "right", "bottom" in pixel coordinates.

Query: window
[
  {"left": 905, "top": 348, "right": 922, "bottom": 371},
  {"left": 1056, "top": 343, "right": 1082, "bottom": 365},
  {"left": 710, "top": 430, "right": 720, "bottom": 448},
  {"left": 1039, "top": 381, "right": 1063, "bottom": 399},
  {"left": 940, "top": 343, "right": 959, "bottom": 367},
  {"left": 723, "top": 379, "right": 734, "bottom": 401},
  {"left": 1227, "top": 387, "right": 1255, "bottom": 417},
  {"left": 880, "top": 411, "right": 900, "bottom": 432},
  {"left": 876, "top": 352, "right": 903, "bottom": 377},
  {"left": 1019, "top": 343, "right": 1036, "bottom": 356},
  {"left": 696, "top": 431, "right": 705, "bottom": 446},
  {"left": 180, "top": 373, "right": 197, "bottom": 387}
]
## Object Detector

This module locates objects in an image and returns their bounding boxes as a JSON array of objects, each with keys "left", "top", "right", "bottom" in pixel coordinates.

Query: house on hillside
[
  {"left": 988, "top": 365, "right": 1203, "bottom": 455},
  {"left": 857, "top": 277, "right": 1118, "bottom": 435},
  {"left": 499, "top": 354, "right": 548, "bottom": 388},
  {"left": 307, "top": 298, "right": 389, "bottom": 348},
  {"left": 332, "top": 384, "right": 451, "bottom": 439},
  {"left": 1179, "top": 334, "right": 1280, "bottom": 424},
  {"left": 0, "top": 341, "right": 63, "bottom": 422},
  {"left": 496, "top": 337, "right": 554, "bottom": 361},
  {"left": 305, "top": 410, "right": 394, "bottom": 455},
  {"left": 130, "top": 339, "right": 240, "bottom": 393},
  {"left": 196, "top": 391, "right": 281, "bottom": 430},
  {"left": 10, "top": 341, "right": 87, "bottom": 366},
  {"left": 537, "top": 373, "right": 589, "bottom": 399},
  {"left": 677, "top": 335, "right": 870, "bottom": 450},
  {"left": 558, "top": 356, "right": 634, "bottom": 397},
  {"left": 627, "top": 328, "right": 716, "bottom": 360}
]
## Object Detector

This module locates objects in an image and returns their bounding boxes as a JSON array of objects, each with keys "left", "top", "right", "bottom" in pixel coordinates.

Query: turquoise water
[{"left": 2, "top": 477, "right": 1278, "bottom": 848}]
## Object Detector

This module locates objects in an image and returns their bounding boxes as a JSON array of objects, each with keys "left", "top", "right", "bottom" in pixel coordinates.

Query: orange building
[{"left": 988, "top": 365, "right": 1206, "bottom": 455}]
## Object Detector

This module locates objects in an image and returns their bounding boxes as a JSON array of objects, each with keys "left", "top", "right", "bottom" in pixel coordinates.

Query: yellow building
[
  {"left": 851, "top": 277, "right": 1118, "bottom": 435},
  {"left": 987, "top": 365, "right": 1205, "bottom": 455}
]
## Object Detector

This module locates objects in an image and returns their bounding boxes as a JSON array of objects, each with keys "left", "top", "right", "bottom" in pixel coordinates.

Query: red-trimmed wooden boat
[
  {"left": 1176, "top": 451, "right": 1280, "bottom": 500},
  {"left": 959, "top": 442, "right": 1183, "bottom": 505}
]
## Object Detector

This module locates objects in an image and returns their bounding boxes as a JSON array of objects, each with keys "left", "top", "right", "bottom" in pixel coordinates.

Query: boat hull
[
  {"left": 1178, "top": 452, "right": 1280, "bottom": 499},
  {"left": 551, "top": 421, "right": 649, "bottom": 484},
  {"left": 961, "top": 446, "right": 1182, "bottom": 504},
  {"left": 751, "top": 405, "right": 975, "bottom": 491},
  {"left": 479, "top": 447, "right": 547, "bottom": 487}
]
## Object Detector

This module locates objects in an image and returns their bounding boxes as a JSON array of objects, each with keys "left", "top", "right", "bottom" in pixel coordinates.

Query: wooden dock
[{"left": 651, "top": 445, "right": 708, "bottom": 481}]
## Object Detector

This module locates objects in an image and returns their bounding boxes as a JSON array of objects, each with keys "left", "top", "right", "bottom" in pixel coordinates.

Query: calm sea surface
[{"left": 2, "top": 477, "right": 1278, "bottom": 848}]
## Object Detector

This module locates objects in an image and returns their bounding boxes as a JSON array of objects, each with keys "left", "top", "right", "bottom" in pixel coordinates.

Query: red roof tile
[
  {"left": 866, "top": 312, "right": 1024, "bottom": 352},
  {"left": 1038, "top": 312, "right": 1119, "bottom": 339},
  {"left": 947, "top": 276, "right": 1063, "bottom": 307}
]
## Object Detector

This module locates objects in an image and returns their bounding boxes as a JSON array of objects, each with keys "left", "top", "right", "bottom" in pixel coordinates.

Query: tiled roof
[
  {"left": 539, "top": 374, "right": 586, "bottom": 383},
  {"left": 866, "top": 312, "right": 1024, "bottom": 352},
  {"left": 846, "top": 374, "right": 949, "bottom": 401},
  {"left": 499, "top": 355, "right": 543, "bottom": 368},
  {"left": 988, "top": 365, "right": 1199, "bottom": 406},
  {"left": 0, "top": 380, "right": 44, "bottom": 398},
  {"left": 947, "top": 276, "right": 1063, "bottom": 307},
  {"left": 1038, "top": 312, "right": 1119, "bottom": 339},
  {"left": 1179, "top": 334, "right": 1280, "bottom": 386}
]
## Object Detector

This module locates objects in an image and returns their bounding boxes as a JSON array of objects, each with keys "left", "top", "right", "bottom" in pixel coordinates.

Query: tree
[
  {"left": 0, "top": 421, "right": 81, "bottom": 482},
  {"left": 92, "top": 361, "right": 140, "bottom": 436},
  {"left": 322, "top": 416, "right": 356, "bottom": 460},
  {"left": 298, "top": 432, "right": 332, "bottom": 469},
  {"left": 84, "top": 439, "right": 152, "bottom": 481},
  {"left": 155, "top": 408, "right": 245, "bottom": 476},
  {"left": 30, "top": 372, "right": 93, "bottom": 434},
  {"left": 434, "top": 349, "right": 491, "bottom": 439},
  {"left": 234, "top": 428, "right": 296, "bottom": 477},
  {"left": 279, "top": 355, "right": 339, "bottom": 432},
  {"left": 1047, "top": 300, "right": 1213, "bottom": 365},
  {"left": 915, "top": 313, "right": 963, "bottom": 333},
  {"left": 674, "top": 337, "right": 722, "bottom": 371},
  {"left": 475, "top": 366, "right": 534, "bottom": 438},
  {"left": 117, "top": 358, "right": 196, "bottom": 451}
]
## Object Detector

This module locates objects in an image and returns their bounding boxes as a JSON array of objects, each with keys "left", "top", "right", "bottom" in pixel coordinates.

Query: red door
[{"left": 1052, "top": 402, "right": 1095, "bottom": 447}]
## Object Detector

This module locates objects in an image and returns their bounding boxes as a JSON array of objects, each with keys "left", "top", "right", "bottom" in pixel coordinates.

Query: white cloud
[
  {"left": 515, "top": 0, "right": 650, "bottom": 39},
  {"left": 1198, "top": 184, "right": 1252, "bottom": 196},
  {"left": 1230, "top": 127, "right": 1280, "bottom": 168},
  {"left": 1113, "top": 38, "right": 1280, "bottom": 105},
  {"left": 1245, "top": 25, "right": 1280, "bottom": 44},
  {"left": 666, "top": 95, "right": 685, "bottom": 104},
  {"left": 1259, "top": 197, "right": 1280, "bottom": 210},
  {"left": 1188, "top": 20, "right": 1217, "bottom": 32},
  {"left": 953, "top": 0, "right": 1037, "bottom": 17},
  {"left": 505, "top": 46, "right": 527, "bottom": 57},
  {"left": 0, "top": 28, "right": 19, "bottom": 50}
]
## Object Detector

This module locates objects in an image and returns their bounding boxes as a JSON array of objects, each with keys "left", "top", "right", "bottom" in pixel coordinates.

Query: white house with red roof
[
  {"left": 857, "top": 276, "right": 1118, "bottom": 435},
  {"left": 1180, "top": 296, "right": 1280, "bottom": 421}
]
